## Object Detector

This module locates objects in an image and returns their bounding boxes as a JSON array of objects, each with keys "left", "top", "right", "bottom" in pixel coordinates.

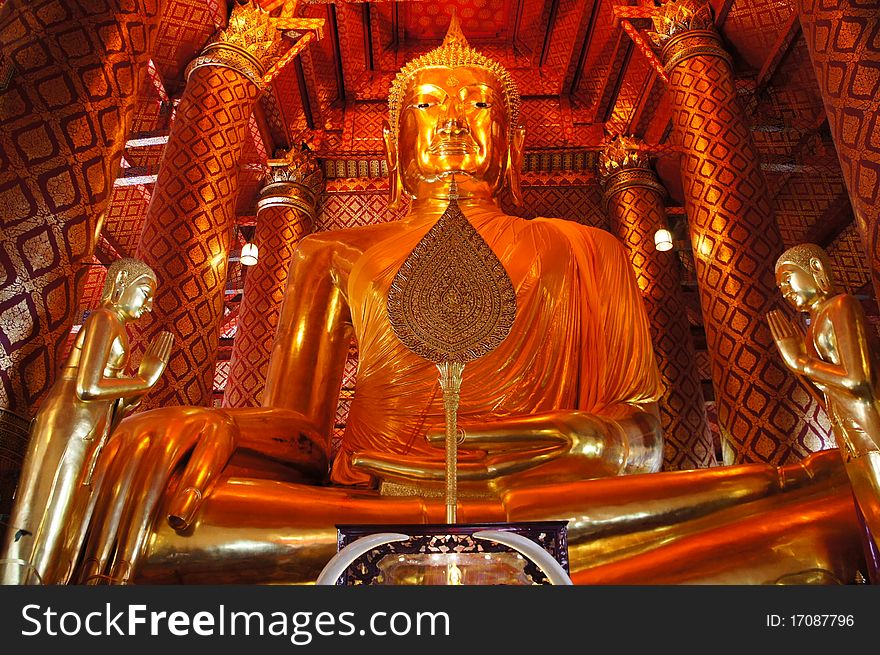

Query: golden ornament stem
[{"left": 437, "top": 361, "right": 465, "bottom": 524}]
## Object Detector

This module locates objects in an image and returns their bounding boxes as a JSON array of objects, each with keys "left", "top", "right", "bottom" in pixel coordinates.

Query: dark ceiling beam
[
  {"left": 512, "top": 0, "right": 527, "bottom": 54},
  {"left": 629, "top": 72, "right": 662, "bottom": 136},
  {"left": 802, "top": 191, "right": 856, "bottom": 248},
  {"left": 94, "top": 236, "right": 119, "bottom": 266},
  {"left": 754, "top": 12, "right": 801, "bottom": 96},
  {"left": 362, "top": 1, "right": 374, "bottom": 71},
  {"left": 251, "top": 102, "right": 278, "bottom": 155},
  {"left": 566, "top": 0, "right": 602, "bottom": 96},
  {"left": 328, "top": 2, "right": 346, "bottom": 102},
  {"left": 98, "top": 230, "right": 129, "bottom": 261},
  {"left": 294, "top": 57, "right": 315, "bottom": 130},
  {"left": 713, "top": 0, "right": 736, "bottom": 26},
  {"left": 539, "top": 0, "right": 561, "bottom": 67},
  {"left": 595, "top": 31, "right": 634, "bottom": 123}
]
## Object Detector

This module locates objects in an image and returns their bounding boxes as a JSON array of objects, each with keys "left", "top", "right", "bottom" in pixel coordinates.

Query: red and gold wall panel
[{"left": 0, "top": 0, "right": 160, "bottom": 415}]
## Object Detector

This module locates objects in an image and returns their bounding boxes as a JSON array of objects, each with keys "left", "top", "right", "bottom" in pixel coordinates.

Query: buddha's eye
[
  {"left": 475, "top": 101, "right": 490, "bottom": 108},
  {"left": 417, "top": 102, "right": 432, "bottom": 109}
]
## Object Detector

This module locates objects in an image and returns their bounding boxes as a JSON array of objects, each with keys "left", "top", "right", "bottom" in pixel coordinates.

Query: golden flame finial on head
[
  {"left": 387, "top": 11, "right": 521, "bottom": 143},
  {"left": 442, "top": 10, "right": 469, "bottom": 49}
]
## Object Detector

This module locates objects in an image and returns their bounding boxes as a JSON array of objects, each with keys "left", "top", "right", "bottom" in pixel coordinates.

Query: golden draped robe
[{"left": 331, "top": 207, "right": 662, "bottom": 485}]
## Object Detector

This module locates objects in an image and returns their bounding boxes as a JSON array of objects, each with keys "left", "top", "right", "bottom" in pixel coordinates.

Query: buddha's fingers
[
  {"left": 425, "top": 425, "right": 567, "bottom": 451},
  {"left": 767, "top": 310, "right": 782, "bottom": 341},
  {"left": 768, "top": 310, "right": 791, "bottom": 339},
  {"left": 112, "top": 429, "right": 201, "bottom": 582},
  {"left": 166, "top": 414, "right": 238, "bottom": 531},
  {"left": 79, "top": 434, "right": 153, "bottom": 584},
  {"left": 352, "top": 452, "right": 493, "bottom": 482}
]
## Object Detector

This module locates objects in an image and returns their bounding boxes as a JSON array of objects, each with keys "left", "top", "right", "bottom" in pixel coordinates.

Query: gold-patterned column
[
  {"left": 223, "top": 148, "right": 323, "bottom": 407},
  {"left": 797, "top": 0, "right": 880, "bottom": 301},
  {"left": 133, "top": 2, "right": 285, "bottom": 409},
  {"left": 599, "top": 136, "right": 714, "bottom": 470},
  {"left": 652, "top": 0, "right": 832, "bottom": 465},
  {"left": 0, "top": 0, "right": 161, "bottom": 416}
]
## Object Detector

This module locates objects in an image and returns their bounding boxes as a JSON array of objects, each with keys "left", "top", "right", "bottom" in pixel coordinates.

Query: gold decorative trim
[
  {"left": 649, "top": 0, "right": 716, "bottom": 46},
  {"left": 186, "top": 42, "right": 267, "bottom": 89},
  {"left": 598, "top": 135, "right": 652, "bottom": 183},
  {"left": 256, "top": 148, "right": 324, "bottom": 219},
  {"left": 379, "top": 480, "right": 496, "bottom": 500},
  {"left": 256, "top": 182, "right": 318, "bottom": 221},
  {"left": 186, "top": 1, "right": 284, "bottom": 89},
  {"left": 602, "top": 169, "right": 667, "bottom": 209},
  {"left": 661, "top": 30, "right": 732, "bottom": 73}
]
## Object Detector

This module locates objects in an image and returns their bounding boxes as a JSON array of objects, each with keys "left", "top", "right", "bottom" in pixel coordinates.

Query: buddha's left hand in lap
[{"left": 352, "top": 404, "right": 662, "bottom": 492}]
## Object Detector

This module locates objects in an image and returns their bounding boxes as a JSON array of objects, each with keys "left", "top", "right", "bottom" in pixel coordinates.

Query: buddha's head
[
  {"left": 774, "top": 244, "right": 835, "bottom": 311},
  {"left": 102, "top": 258, "right": 158, "bottom": 320},
  {"left": 384, "top": 13, "right": 524, "bottom": 207}
]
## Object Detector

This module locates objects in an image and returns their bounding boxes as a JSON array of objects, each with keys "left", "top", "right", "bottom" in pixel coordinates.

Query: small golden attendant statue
[
  {"left": 768, "top": 243, "right": 880, "bottom": 556},
  {"left": 0, "top": 259, "right": 172, "bottom": 584}
]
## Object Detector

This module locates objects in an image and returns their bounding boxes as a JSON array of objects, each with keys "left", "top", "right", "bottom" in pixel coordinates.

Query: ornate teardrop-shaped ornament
[{"left": 387, "top": 197, "right": 517, "bottom": 364}]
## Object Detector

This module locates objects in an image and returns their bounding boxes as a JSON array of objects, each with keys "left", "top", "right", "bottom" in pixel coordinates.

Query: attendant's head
[
  {"left": 102, "top": 258, "right": 157, "bottom": 320},
  {"left": 775, "top": 244, "right": 835, "bottom": 311},
  {"left": 384, "top": 13, "right": 524, "bottom": 207}
]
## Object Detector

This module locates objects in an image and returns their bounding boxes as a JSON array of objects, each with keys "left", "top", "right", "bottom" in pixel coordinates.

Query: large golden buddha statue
[{"left": 33, "top": 18, "right": 867, "bottom": 586}]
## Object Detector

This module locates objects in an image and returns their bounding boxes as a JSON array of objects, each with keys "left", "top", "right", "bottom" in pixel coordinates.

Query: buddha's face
[
  {"left": 115, "top": 275, "right": 156, "bottom": 320},
  {"left": 396, "top": 66, "right": 508, "bottom": 194},
  {"left": 776, "top": 263, "right": 820, "bottom": 311}
]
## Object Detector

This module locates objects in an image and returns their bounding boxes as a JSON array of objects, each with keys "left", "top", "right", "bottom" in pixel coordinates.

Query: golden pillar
[
  {"left": 223, "top": 149, "right": 323, "bottom": 408},
  {"left": 0, "top": 0, "right": 161, "bottom": 416},
  {"left": 797, "top": 0, "right": 880, "bottom": 300},
  {"left": 599, "top": 136, "right": 714, "bottom": 469},
  {"left": 652, "top": 0, "right": 832, "bottom": 465},
  {"left": 133, "top": 3, "right": 285, "bottom": 408}
]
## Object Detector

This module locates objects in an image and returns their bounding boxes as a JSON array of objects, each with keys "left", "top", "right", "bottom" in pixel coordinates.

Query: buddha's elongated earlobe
[
  {"left": 110, "top": 270, "right": 128, "bottom": 305},
  {"left": 382, "top": 120, "right": 404, "bottom": 210},
  {"left": 505, "top": 125, "right": 526, "bottom": 207},
  {"left": 810, "top": 257, "right": 834, "bottom": 295}
]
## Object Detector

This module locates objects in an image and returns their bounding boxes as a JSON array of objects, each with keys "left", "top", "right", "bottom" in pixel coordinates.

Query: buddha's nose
[{"left": 436, "top": 99, "right": 469, "bottom": 137}]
